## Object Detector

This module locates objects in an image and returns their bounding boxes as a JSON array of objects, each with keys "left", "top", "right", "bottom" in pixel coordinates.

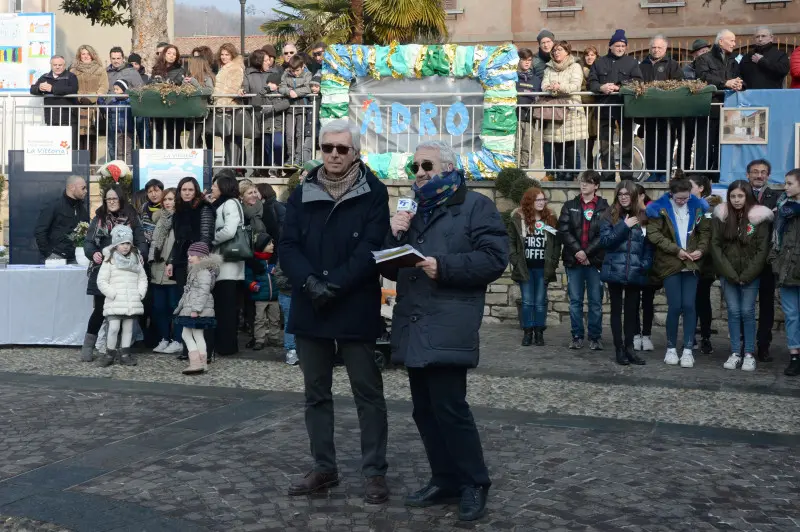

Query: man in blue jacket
[{"left": 280, "top": 120, "right": 391, "bottom": 505}]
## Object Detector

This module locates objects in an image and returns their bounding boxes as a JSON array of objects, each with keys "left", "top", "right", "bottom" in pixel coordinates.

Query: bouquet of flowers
[
  {"left": 0, "top": 245, "right": 7, "bottom": 259},
  {"left": 68, "top": 222, "right": 90, "bottom": 247}
]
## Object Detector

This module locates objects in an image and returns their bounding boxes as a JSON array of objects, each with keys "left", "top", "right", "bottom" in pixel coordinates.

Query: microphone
[{"left": 395, "top": 197, "right": 418, "bottom": 241}]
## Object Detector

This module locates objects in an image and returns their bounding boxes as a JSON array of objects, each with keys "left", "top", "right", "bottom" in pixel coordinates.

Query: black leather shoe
[
  {"left": 364, "top": 475, "right": 389, "bottom": 504},
  {"left": 785, "top": 356, "right": 800, "bottom": 377},
  {"left": 287, "top": 470, "right": 339, "bottom": 496},
  {"left": 757, "top": 345, "right": 773, "bottom": 363},
  {"left": 625, "top": 347, "right": 646, "bottom": 365},
  {"left": 521, "top": 328, "right": 533, "bottom": 346},
  {"left": 534, "top": 327, "right": 545, "bottom": 346},
  {"left": 458, "top": 485, "right": 488, "bottom": 521},
  {"left": 404, "top": 483, "right": 460, "bottom": 508},
  {"left": 615, "top": 347, "right": 630, "bottom": 366}
]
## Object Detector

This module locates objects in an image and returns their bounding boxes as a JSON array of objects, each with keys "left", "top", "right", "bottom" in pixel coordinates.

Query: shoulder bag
[{"left": 217, "top": 200, "right": 253, "bottom": 262}]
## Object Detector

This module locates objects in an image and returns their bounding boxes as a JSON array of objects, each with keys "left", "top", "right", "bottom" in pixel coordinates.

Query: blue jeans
[
  {"left": 152, "top": 284, "right": 181, "bottom": 342},
  {"left": 663, "top": 272, "right": 698, "bottom": 349},
  {"left": 278, "top": 293, "right": 296, "bottom": 350},
  {"left": 780, "top": 286, "right": 800, "bottom": 349},
  {"left": 721, "top": 278, "right": 760, "bottom": 355},
  {"left": 518, "top": 268, "right": 547, "bottom": 329},
  {"left": 566, "top": 266, "right": 603, "bottom": 340}
]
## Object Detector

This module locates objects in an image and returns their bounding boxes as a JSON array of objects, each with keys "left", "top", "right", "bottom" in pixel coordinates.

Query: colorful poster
[
  {"left": 138, "top": 149, "right": 205, "bottom": 191},
  {"left": 23, "top": 125, "right": 73, "bottom": 172},
  {"left": 0, "top": 13, "right": 55, "bottom": 92}
]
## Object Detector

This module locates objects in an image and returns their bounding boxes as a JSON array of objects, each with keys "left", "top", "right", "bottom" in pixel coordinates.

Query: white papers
[{"left": 372, "top": 245, "right": 426, "bottom": 268}]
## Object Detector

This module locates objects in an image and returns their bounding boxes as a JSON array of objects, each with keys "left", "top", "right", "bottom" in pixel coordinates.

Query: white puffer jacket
[{"left": 96, "top": 248, "right": 148, "bottom": 317}]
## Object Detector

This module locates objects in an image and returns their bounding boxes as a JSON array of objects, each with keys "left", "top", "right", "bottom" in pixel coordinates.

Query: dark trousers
[
  {"left": 552, "top": 141, "right": 577, "bottom": 181},
  {"left": 638, "top": 285, "right": 658, "bottom": 337},
  {"left": 295, "top": 336, "right": 388, "bottom": 477},
  {"left": 757, "top": 265, "right": 776, "bottom": 348},
  {"left": 599, "top": 114, "right": 635, "bottom": 172},
  {"left": 210, "top": 280, "right": 239, "bottom": 356},
  {"left": 642, "top": 118, "right": 676, "bottom": 177},
  {"left": 695, "top": 277, "right": 714, "bottom": 339},
  {"left": 694, "top": 117, "right": 719, "bottom": 176},
  {"left": 408, "top": 366, "right": 490, "bottom": 490},
  {"left": 87, "top": 295, "right": 106, "bottom": 335},
  {"left": 608, "top": 283, "right": 641, "bottom": 349}
]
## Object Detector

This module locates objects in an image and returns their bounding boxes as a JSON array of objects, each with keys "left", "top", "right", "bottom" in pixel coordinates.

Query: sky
[{"left": 177, "top": 0, "right": 280, "bottom": 14}]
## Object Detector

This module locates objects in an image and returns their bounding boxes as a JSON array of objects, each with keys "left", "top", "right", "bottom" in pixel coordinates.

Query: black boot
[
  {"left": 625, "top": 347, "right": 646, "bottom": 365},
  {"left": 96, "top": 349, "right": 116, "bottom": 368},
  {"left": 785, "top": 356, "right": 800, "bottom": 377},
  {"left": 615, "top": 347, "right": 630, "bottom": 366},
  {"left": 521, "top": 328, "right": 533, "bottom": 346},
  {"left": 119, "top": 347, "right": 137, "bottom": 366},
  {"left": 534, "top": 327, "right": 545, "bottom": 346},
  {"left": 757, "top": 345, "right": 773, "bottom": 363}
]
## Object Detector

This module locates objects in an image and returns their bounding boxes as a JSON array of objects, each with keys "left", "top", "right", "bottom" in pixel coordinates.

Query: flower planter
[
  {"left": 75, "top": 248, "right": 89, "bottom": 267},
  {"left": 128, "top": 89, "right": 210, "bottom": 119},
  {"left": 620, "top": 85, "right": 717, "bottom": 118}
]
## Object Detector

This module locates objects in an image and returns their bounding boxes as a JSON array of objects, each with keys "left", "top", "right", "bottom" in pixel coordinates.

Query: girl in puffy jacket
[
  {"left": 599, "top": 180, "right": 652, "bottom": 366},
  {"left": 173, "top": 242, "right": 222, "bottom": 375},
  {"left": 96, "top": 225, "right": 148, "bottom": 367}
]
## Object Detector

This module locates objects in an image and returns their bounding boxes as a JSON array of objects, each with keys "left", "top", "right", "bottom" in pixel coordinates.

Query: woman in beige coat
[
  {"left": 541, "top": 41, "right": 588, "bottom": 181},
  {"left": 212, "top": 43, "right": 245, "bottom": 166},
  {"left": 70, "top": 44, "right": 108, "bottom": 159}
]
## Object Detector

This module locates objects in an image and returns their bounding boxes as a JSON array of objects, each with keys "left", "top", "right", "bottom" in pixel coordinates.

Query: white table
[{"left": 0, "top": 265, "right": 93, "bottom": 346}]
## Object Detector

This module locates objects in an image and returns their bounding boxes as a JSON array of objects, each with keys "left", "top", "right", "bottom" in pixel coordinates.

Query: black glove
[{"left": 304, "top": 275, "right": 341, "bottom": 312}]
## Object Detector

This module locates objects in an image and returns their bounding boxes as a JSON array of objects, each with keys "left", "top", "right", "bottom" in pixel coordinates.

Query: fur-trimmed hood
[
  {"left": 713, "top": 203, "right": 774, "bottom": 224},
  {"left": 645, "top": 192, "right": 709, "bottom": 220},
  {"left": 188, "top": 253, "right": 223, "bottom": 275}
]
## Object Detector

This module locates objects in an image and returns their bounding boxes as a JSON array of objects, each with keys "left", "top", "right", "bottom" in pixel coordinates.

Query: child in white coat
[{"left": 96, "top": 225, "right": 148, "bottom": 367}]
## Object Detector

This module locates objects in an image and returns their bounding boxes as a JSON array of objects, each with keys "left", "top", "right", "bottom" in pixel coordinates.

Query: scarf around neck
[
  {"left": 149, "top": 210, "right": 173, "bottom": 262},
  {"left": 317, "top": 162, "right": 362, "bottom": 201},
  {"left": 773, "top": 193, "right": 800, "bottom": 252},
  {"left": 413, "top": 169, "right": 463, "bottom": 214},
  {"left": 113, "top": 250, "right": 141, "bottom": 273}
]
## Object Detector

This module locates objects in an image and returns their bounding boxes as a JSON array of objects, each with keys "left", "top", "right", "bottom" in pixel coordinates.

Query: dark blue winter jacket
[{"left": 599, "top": 215, "right": 653, "bottom": 286}]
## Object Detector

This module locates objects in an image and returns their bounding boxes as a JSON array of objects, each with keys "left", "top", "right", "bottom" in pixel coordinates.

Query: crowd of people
[
  {"left": 509, "top": 159, "right": 800, "bottom": 377},
  {"left": 30, "top": 40, "right": 325, "bottom": 171},
  {"left": 516, "top": 26, "right": 799, "bottom": 180}
]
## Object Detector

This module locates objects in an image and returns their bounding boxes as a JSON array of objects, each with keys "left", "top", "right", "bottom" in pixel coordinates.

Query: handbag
[
  {"left": 231, "top": 108, "right": 261, "bottom": 138},
  {"left": 532, "top": 97, "right": 572, "bottom": 122},
  {"left": 207, "top": 109, "right": 234, "bottom": 137},
  {"left": 217, "top": 200, "right": 253, "bottom": 262}
]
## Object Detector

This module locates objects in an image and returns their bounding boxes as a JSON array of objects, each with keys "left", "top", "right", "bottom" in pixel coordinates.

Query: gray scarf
[
  {"left": 317, "top": 162, "right": 362, "bottom": 201},
  {"left": 113, "top": 250, "right": 141, "bottom": 273},
  {"left": 148, "top": 210, "right": 173, "bottom": 262}
]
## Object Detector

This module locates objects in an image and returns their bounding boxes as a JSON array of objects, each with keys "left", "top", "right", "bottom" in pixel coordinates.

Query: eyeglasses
[
  {"left": 410, "top": 161, "right": 435, "bottom": 173},
  {"left": 283, "top": 51, "right": 295, "bottom": 56},
  {"left": 672, "top": 195, "right": 690, "bottom": 202},
  {"left": 320, "top": 144, "right": 353, "bottom": 155},
  {"left": 617, "top": 192, "right": 630, "bottom": 197},
  {"left": 534, "top": 198, "right": 547, "bottom": 203}
]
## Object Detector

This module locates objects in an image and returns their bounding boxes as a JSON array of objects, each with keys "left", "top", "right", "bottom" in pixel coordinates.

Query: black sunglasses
[
  {"left": 320, "top": 144, "right": 353, "bottom": 155},
  {"left": 410, "top": 161, "right": 434, "bottom": 173},
  {"left": 283, "top": 51, "right": 295, "bottom": 55}
]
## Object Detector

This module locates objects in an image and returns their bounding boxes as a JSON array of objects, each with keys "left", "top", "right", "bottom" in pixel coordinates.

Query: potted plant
[
  {"left": 0, "top": 245, "right": 7, "bottom": 269},
  {"left": 620, "top": 80, "right": 717, "bottom": 118},
  {"left": 128, "top": 83, "right": 211, "bottom": 119},
  {"left": 69, "top": 222, "right": 90, "bottom": 267}
]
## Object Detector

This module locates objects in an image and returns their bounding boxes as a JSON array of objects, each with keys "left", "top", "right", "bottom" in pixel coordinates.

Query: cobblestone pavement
[{"left": 0, "top": 373, "right": 796, "bottom": 532}]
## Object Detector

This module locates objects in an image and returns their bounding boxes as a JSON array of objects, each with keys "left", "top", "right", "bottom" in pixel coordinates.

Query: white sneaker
[
  {"left": 285, "top": 349, "right": 299, "bottom": 366},
  {"left": 641, "top": 336, "right": 654, "bottom": 351},
  {"left": 741, "top": 354, "right": 756, "bottom": 372},
  {"left": 633, "top": 335, "right": 643, "bottom": 351},
  {"left": 680, "top": 349, "right": 695, "bottom": 368},
  {"left": 723, "top": 353, "right": 742, "bottom": 370},
  {"left": 163, "top": 341, "right": 183, "bottom": 354},
  {"left": 664, "top": 348, "right": 679, "bottom": 365},
  {"left": 153, "top": 339, "right": 169, "bottom": 353}
]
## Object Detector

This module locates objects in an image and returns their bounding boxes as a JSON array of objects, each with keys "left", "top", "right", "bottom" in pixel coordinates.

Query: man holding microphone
[{"left": 380, "top": 141, "right": 509, "bottom": 522}]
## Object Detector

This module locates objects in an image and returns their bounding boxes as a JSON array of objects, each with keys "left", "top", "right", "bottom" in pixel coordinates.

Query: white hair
[
  {"left": 754, "top": 26, "right": 772, "bottom": 37},
  {"left": 415, "top": 140, "right": 458, "bottom": 167},
  {"left": 716, "top": 29, "right": 734, "bottom": 44},
  {"left": 650, "top": 34, "right": 669, "bottom": 47},
  {"left": 319, "top": 120, "right": 361, "bottom": 152}
]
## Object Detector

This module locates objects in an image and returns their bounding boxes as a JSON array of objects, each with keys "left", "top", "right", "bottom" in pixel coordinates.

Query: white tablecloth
[{"left": 0, "top": 265, "right": 93, "bottom": 346}]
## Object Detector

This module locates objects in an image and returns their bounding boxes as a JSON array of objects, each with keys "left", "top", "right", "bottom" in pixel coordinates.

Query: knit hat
[
  {"left": 188, "top": 242, "right": 210, "bottom": 257},
  {"left": 128, "top": 53, "right": 142, "bottom": 65},
  {"left": 262, "top": 44, "right": 277, "bottom": 58},
  {"left": 267, "top": 72, "right": 282, "bottom": 86},
  {"left": 111, "top": 225, "right": 133, "bottom": 247},
  {"left": 113, "top": 79, "right": 129, "bottom": 92},
  {"left": 537, "top": 29, "right": 555, "bottom": 42},
  {"left": 690, "top": 39, "right": 710, "bottom": 53},
  {"left": 609, "top": 29, "right": 628, "bottom": 46},
  {"left": 310, "top": 73, "right": 321, "bottom": 87},
  {"left": 254, "top": 233, "right": 272, "bottom": 252}
]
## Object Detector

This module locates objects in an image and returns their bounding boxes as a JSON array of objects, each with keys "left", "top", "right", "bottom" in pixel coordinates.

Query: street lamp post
[{"left": 239, "top": 0, "right": 246, "bottom": 55}]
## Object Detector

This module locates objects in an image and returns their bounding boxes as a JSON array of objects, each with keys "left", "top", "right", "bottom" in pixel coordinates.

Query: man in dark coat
[
  {"left": 740, "top": 27, "right": 790, "bottom": 90},
  {"left": 30, "top": 55, "right": 79, "bottom": 147},
  {"left": 639, "top": 34, "right": 684, "bottom": 182},
  {"left": 681, "top": 39, "right": 711, "bottom": 170},
  {"left": 34, "top": 175, "right": 88, "bottom": 263},
  {"left": 588, "top": 29, "right": 643, "bottom": 179},
  {"left": 694, "top": 29, "right": 743, "bottom": 176},
  {"left": 280, "top": 120, "right": 390, "bottom": 504},
  {"left": 383, "top": 140, "right": 508, "bottom": 522},
  {"left": 558, "top": 170, "right": 609, "bottom": 350},
  {"left": 533, "top": 29, "right": 554, "bottom": 79},
  {"left": 746, "top": 158, "right": 780, "bottom": 362}
]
